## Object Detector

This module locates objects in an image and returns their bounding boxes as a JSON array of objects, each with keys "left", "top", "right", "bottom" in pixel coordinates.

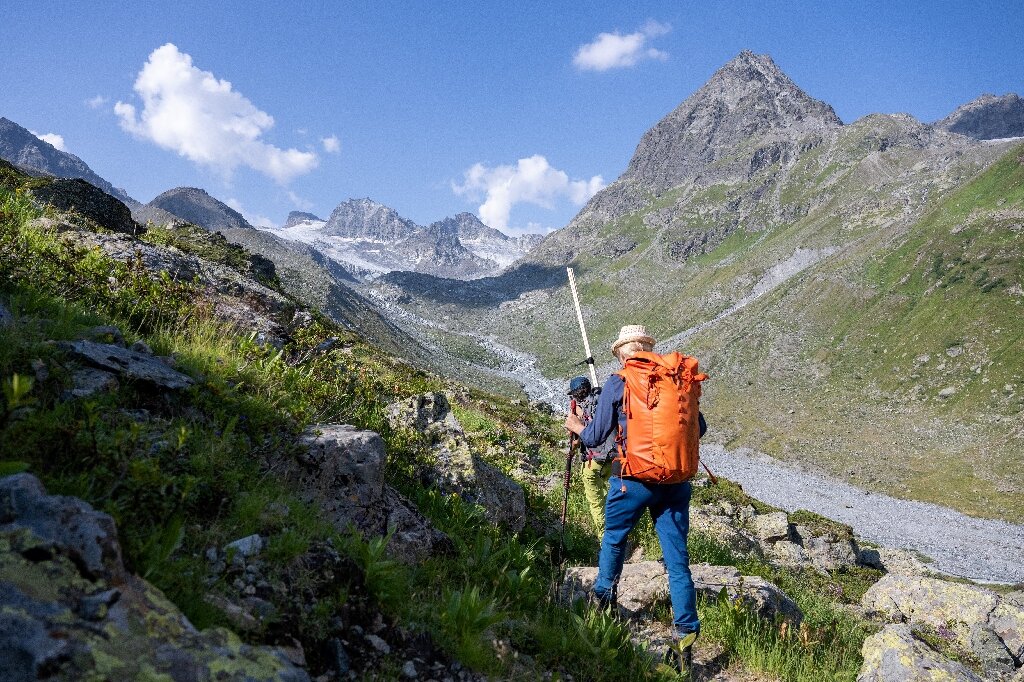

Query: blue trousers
[{"left": 592, "top": 478, "right": 699, "bottom": 636}]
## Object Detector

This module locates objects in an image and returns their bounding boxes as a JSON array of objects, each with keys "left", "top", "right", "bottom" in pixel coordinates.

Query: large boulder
[
  {"left": 858, "top": 624, "right": 983, "bottom": 681},
  {"left": 284, "top": 424, "right": 451, "bottom": 563},
  {"left": 862, "top": 575, "right": 1024, "bottom": 677},
  {"left": 388, "top": 393, "right": 526, "bottom": 532},
  {"left": 690, "top": 563, "right": 803, "bottom": 626},
  {"left": 0, "top": 473, "right": 309, "bottom": 682},
  {"left": 562, "top": 561, "right": 802, "bottom": 626},
  {"left": 28, "top": 178, "right": 141, "bottom": 236}
]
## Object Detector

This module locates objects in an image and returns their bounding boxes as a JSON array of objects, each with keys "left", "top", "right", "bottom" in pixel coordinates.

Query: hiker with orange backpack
[{"left": 564, "top": 324, "right": 707, "bottom": 676}]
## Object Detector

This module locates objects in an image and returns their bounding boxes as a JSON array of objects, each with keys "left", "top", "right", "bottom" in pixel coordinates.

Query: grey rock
[
  {"left": 66, "top": 368, "right": 119, "bottom": 400},
  {"left": 0, "top": 473, "right": 125, "bottom": 582},
  {"left": 224, "top": 534, "right": 264, "bottom": 558},
  {"left": 328, "top": 638, "right": 351, "bottom": 675},
  {"left": 59, "top": 340, "right": 193, "bottom": 390},
  {"left": 0, "top": 474, "right": 308, "bottom": 681},
  {"left": 387, "top": 391, "right": 463, "bottom": 436},
  {"left": 282, "top": 211, "right": 324, "bottom": 228},
  {"left": 29, "top": 178, "right": 140, "bottom": 236},
  {"left": 285, "top": 424, "right": 451, "bottom": 562},
  {"left": 858, "top": 624, "right": 983, "bottom": 681},
  {"left": 129, "top": 340, "right": 153, "bottom": 355},
  {"left": 690, "top": 563, "right": 803, "bottom": 625},
  {"left": 402, "top": 660, "right": 418, "bottom": 678},
  {"left": 563, "top": 561, "right": 802, "bottom": 626},
  {"left": 862, "top": 574, "right": 1024, "bottom": 671},
  {"left": 752, "top": 511, "right": 791, "bottom": 542},
  {"left": 0, "top": 301, "right": 11, "bottom": 327},
  {"left": 365, "top": 633, "right": 390, "bottom": 654}
]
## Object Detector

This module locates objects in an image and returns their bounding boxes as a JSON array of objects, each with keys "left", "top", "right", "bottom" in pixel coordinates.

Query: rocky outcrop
[
  {"left": 0, "top": 473, "right": 309, "bottom": 681},
  {"left": 561, "top": 560, "right": 802, "bottom": 626},
  {"left": 59, "top": 339, "right": 194, "bottom": 391},
  {"left": 29, "top": 178, "right": 140, "bottom": 236},
  {"left": 147, "top": 187, "right": 254, "bottom": 232},
  {"left": 862, "top": 575, "right": 1024, "bottom": 678},
  {"left": 691, "top": 501, "right": 861, "bottom": 573},
  {"left": 387, "top": 393, "right": 526, "bottom": 531},
  {"left": 281, "top": 424, "right": 451, "bottom": 563},
  {"left": 51, "top": 222, "right": 292, "bottom": 344},
  {"left": 858, "top": 624, "right": 984, "bottom": 682}
]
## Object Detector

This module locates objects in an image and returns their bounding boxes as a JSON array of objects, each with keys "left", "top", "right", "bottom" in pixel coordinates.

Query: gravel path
[{"left": 701, "top": 444, "right": 1024, "bottom": 584}]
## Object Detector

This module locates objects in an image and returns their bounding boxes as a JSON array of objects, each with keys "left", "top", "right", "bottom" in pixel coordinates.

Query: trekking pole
[{"left": 566, "top": 268, "right": 599, "bottom": 388}]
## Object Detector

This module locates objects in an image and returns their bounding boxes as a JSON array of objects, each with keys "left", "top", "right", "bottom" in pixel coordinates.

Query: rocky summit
[
  {"left": 934, "top": 92, "right": 1024, "bottom": 140},
  {"left": 0, "top": 116, "right": 134, "bottom": 203},
  {"left": 146, "top": 186, "right": 255, "bottom": 232}
]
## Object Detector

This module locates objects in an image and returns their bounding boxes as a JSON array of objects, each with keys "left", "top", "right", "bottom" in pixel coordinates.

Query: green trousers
[{"left": 580, "top": 459, "right": 613, "bottom": 539}]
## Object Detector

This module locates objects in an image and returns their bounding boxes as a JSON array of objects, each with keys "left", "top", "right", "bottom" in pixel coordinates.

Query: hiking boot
[{"left": 664, "top": 631, "right": 697, "bottom": 679}]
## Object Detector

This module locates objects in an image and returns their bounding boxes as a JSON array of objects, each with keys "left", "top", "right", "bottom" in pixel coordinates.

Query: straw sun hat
[{"left": 611, "top": 324, "right": 655, "bottom": 354}]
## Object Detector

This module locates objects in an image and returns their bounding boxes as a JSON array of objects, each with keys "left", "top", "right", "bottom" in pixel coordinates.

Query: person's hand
[{"left": 564, "top": 412, "right": 585, "bottom": 435}]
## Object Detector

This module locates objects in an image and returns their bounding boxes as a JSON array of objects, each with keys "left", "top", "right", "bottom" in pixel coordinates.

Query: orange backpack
[{"left": 616, "top": 351, "right": 707, "bottom": 484}]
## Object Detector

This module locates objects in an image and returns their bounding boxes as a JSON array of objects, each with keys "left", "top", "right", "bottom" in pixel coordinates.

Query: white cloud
[
  {"left": 85, "top": 95, "right": 109, "bottom": 109},
  {"left": 573, "top": 20, "right": 671, "bottom": 71},
  {"left": 29, "top": 130, "right": 66, "bottom": 152},
  {"left": 286, "top": 190, "right": 314, "bottom": 211},
  {"left": 452, "top": 155, "right": 605, "bottom": 233},
  {"left": 321, "top": 135, "right": 341, "bottom": 153},
  {"left": 115, "top": 43, "right": 318, "bottom": 184},
  {"left": 226, "top": 198, "right": 275, "bottom": 228}
]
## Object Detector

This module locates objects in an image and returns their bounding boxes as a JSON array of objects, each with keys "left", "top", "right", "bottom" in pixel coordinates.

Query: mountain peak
[
  {"left": 282, "top": 211, "right": 324, "bottom": 228},
  {"left": 148, "top": 187, "right": 253, "bottom": 232},
  {"left": 322, "top": 197, "right": 421, "bottom": 240},
  {"left": 934, "top": 93, "right": 1024, "bottom": 140},
  {"left": 621, "top": 51, "right": 842, "bottom": 191},
  {"left": 0, "top": 116, "right": 134, "bottom": 204}
]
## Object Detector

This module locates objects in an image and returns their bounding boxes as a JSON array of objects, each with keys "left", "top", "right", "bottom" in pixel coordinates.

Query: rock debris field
[{"left": 701, "top": 444, "right": 1024, "bottom": 584}]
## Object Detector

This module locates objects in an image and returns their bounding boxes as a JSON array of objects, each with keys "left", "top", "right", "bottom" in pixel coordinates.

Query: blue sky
[{"left": 3, "top": 1, "right": 1022, "bottom": 233}]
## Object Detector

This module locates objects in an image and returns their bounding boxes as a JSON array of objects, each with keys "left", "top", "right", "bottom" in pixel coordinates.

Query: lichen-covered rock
[
  {"left": 0, "top": 473, "right": 309, "bottom": 681},
  {"left": 858, "top": 624, "right": 983, "bottom": 681},
  {"left": 689, "top": 506, "right": 765, "bottom": 558},
  {"left": 286, "top": 424, "right": 451, "bottom": 562},
  {"left": 752, "top": 511, "right": 791, "bottom": 542},
  {"left": 690, "top": 563, "right": 803, "bottom": 625},
  {"left": 862, "top": 574, "right": 1024, "bottom": 675},
  {"left": 59, "top": 339, "right": 194, "bottom": 390},
  {"left": 562, "top": 561, "right": 802, "bottom": 627},
  {"left": 65, "top": 367, "right": 118, "bottom": 400},
  {"left": 561, "top": 562, "right": 670, "bottom": 620},
  {"left": 388, "top": 393, "right": 526, "bottom": 532},
  {"left": 858, "top": 546, "right": 934, "bottom": 577}
]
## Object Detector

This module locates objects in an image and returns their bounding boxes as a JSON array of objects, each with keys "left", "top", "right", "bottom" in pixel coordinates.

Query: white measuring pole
[{"left": 566, "top": 267, "right": 599, "bottom": 388}]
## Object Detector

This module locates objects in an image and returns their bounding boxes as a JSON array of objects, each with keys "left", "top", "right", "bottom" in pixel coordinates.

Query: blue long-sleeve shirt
[{"left": 580, "top": 374, "right": 626, "bottom": 449}]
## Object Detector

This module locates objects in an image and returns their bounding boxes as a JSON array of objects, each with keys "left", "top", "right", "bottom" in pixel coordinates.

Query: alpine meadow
[{"left": 2, "top": 7, "right": 1024, "bottom": 682}]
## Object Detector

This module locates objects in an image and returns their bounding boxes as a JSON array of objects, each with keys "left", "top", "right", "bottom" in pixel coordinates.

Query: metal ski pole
[{"left": 567, "top": 267, "right": 599, "bottom": 388}]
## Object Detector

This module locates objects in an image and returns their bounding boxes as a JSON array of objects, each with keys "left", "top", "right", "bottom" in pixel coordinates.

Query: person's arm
[{"left": 565, "top": 376, "right": 622, "bottom": 448}]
